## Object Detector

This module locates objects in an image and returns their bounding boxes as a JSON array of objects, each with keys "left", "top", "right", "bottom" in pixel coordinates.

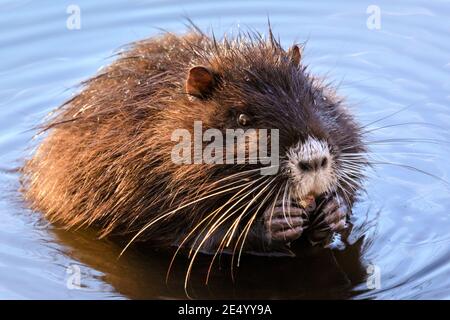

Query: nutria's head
[{"left": 161, "top": 34, "right": 366, "bottom": 219}]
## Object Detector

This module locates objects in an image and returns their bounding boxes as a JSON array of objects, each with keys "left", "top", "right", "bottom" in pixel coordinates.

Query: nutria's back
[
  {"left": 23, "top": 33, "right": 205, "bottom": 239},
  {"left": 21, "top": 27, "right": 366, "bottom": 257}
]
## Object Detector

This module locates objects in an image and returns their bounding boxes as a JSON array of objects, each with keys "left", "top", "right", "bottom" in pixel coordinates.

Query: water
[{"left": 1, "top": 0, "right": 449, "bottom": 299}]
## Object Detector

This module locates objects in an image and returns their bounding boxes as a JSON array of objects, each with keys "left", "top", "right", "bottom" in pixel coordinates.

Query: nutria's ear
[
  {"left": 186, "top": 66, "right": 215, "bottom": 98},
  {"left": 290, "top": 45, "right": 301, "bottom": 67}
]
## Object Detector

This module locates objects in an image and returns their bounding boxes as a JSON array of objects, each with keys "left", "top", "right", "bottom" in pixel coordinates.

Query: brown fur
[{"left": 21, "top": 27, "right": 366, "bottom": 253}]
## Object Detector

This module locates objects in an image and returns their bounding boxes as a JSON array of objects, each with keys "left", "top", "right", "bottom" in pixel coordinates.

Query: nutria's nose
[{"left": 298, "top": 157, "right": 328, "bottom": 172}]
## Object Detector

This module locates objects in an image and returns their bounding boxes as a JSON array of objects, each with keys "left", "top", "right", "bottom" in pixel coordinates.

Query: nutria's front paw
[
  {"left": 264, "top": 204, "right": 307, "bottom": 244},
  {"left": 308, "top": 195, "right": 348, "bottom": 245}
]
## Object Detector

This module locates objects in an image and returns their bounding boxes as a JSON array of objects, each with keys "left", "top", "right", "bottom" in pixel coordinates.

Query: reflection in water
[{"left": 52, "top": 225, "right": 368, "bottom": 299}]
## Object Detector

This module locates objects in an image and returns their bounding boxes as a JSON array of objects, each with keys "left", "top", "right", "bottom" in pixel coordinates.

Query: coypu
[{"left": 21, "top": 26, "right": 367, "bottom": 262}]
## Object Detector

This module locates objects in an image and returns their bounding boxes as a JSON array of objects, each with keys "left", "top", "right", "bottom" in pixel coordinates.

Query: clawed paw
[
  {"left": 264, "top": 203, "right": 307, "bottom": 244},
  {"left": 308, "top": 194, "right": 349, "bottom": 245}
]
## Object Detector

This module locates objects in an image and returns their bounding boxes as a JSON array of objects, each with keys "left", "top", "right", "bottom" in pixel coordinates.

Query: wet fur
[{"left": 21, "top": 27, "right": 366, "bottom": 254}]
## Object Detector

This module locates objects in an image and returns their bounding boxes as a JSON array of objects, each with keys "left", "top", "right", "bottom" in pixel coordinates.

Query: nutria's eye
[{"left": 237, "top": 113, "right": 251, "bottom": 126}]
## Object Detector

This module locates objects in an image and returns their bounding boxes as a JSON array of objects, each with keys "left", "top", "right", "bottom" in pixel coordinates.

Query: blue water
[{"left": 1, "top": 0, "right": 449, "bottom": 299}]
